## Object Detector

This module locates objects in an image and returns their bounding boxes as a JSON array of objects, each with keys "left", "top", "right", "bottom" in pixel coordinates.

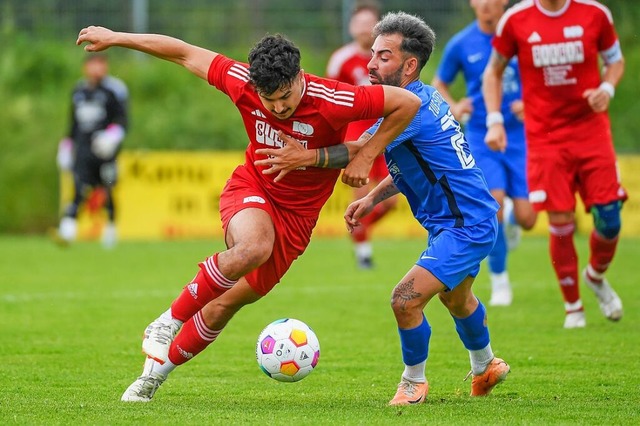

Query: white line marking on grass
[{"left": 1, "top": 289, "right": 177, "bottom": 303}]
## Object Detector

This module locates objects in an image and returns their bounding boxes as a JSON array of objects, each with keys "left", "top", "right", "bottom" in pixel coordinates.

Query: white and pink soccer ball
[{"left": 256, "top": 318, "right": 320, "bottom": 382}]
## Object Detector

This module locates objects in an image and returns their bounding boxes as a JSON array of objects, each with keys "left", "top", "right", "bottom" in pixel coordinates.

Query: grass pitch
[{"left": 1, "top": 234, "right": 639, "bottom": 425}]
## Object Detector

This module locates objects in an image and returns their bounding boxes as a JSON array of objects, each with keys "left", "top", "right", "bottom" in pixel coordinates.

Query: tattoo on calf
[{"left": 391, "top": 278, "right": 421, "bottom": 310}]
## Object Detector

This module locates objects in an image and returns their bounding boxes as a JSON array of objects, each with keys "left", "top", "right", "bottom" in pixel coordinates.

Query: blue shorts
[
  {"left": 466, "top": 127, "right": 528, "bottom": 199},
  {"left": 417, "top": 216, "right": 498, "bottom": 290}
]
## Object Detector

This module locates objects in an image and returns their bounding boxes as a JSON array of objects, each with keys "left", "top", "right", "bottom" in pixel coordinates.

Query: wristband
[
  {"left": 599, "top": 82, "right": 615, "bottom": 99},
  {"left": 486, "top": 111, "right": 504, "bottom": 128}
]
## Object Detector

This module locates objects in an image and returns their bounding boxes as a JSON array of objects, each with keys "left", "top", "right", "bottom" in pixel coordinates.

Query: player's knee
[
  {"left": 390, "top": 285, "right": 421, "bottom": 315},
  {"left": 591, "top": 201, "right": 622, "bottom": 239},
  {"left": 438, "top": 292, "right": 465, "bottom": 315},
  {"left": 235, "top": 240, "right": 273, "bottom": 270}
]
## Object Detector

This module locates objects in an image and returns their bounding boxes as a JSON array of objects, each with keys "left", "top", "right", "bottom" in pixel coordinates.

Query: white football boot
[
  {"left": 563, "top": 311, "right": 586, "bottom": 329},
  {"left": 142, "top": 317, "right": 182, "bottom": 364},
  {"left": 121, "top": 357, "right": 167, "bottom": 402},
  {"left": 102, "top": 222, "right": 117, "bottom": 249},
  {"left": 489, "top": 272, "right": 513, "bottom": 307},
  {"left": 583, "top": 268, "right": 623, "bottom": 321}
]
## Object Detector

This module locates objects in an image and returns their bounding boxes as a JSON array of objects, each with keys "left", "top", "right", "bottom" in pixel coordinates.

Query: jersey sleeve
[
  {"left": 493, "top": 15, "right": 518, "bottom": 59},
  {"left": 435, "top": 38, "right": 461, "bottom": 84},
  {"left": 207, "top": 54, "right": 250, "bottom": 103},
  {"left": 320, "top": 82, "right": 385, "bottom": 130},
  {"left": 595, "top": 6, "right": 622, "bottom": 64},
  {"left": 366, "top": 106, "right": 422, "bottom": 151}
]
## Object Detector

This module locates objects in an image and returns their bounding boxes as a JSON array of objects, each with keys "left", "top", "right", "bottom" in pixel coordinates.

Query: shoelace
[
  {"left": 398, "top": 381, "right": 419, "bottom": 396},
  {"left": 134, "top": 375, "right": 163, "bottom": 397},
  {"left": 148, "top": 322, "right": 178, "bottom": 344}
]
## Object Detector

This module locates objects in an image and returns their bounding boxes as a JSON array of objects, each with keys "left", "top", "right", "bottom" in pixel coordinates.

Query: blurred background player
[
  {"left": 326, "top": 0, "right": 397, "bottom": 269},
  {"left": 483, "top": 0, "right": 626, "bottom": 328},
  {"left": 432, "top": 0, "right": 536, "bottom": 306},
  {"left": 54, "top": 53, "right": 128, "bottom": 248}
]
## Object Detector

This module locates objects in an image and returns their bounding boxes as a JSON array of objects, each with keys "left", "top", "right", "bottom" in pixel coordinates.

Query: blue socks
[
  {"left": 453, "top": 300, "right": 490, "bottom": 351},
  {"left": 398, "top": 314, "right": 431, "bottom": 366}
]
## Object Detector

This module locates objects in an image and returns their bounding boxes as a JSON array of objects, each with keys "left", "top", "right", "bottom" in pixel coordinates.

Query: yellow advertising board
[{"left": 60, "top": 151, "right": 640, "bottom": 241}]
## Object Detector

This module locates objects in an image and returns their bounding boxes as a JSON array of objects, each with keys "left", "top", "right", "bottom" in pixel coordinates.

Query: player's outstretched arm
[
  {"left": 76, "top": 26, "right": 216, "bottom": 80},
  {"left": 482, "top": 49, "right": 509, "bottom": 152}
]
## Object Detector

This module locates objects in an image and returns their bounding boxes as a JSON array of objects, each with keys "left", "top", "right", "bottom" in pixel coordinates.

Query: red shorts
[
  {"left": 219, "top": 166, "right": 318, "bottom": 296},
  {"left": 527, "top": 140, "right": 627, "bottom": 212}
]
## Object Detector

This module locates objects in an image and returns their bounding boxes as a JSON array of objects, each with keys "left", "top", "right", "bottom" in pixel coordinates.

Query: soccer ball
[{"left": 256, "top": 318, "right": 320, "bottom": 382}]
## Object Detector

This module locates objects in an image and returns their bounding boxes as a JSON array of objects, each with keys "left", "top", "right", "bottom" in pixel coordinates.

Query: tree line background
[{"left": 0, "top": 0, "right": 638, "bottom": 232}]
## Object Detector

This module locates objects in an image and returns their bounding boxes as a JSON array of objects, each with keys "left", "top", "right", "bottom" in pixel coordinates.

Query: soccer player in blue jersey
[
  {"left": 432, "top": 0, "right": 536, "bottom": 306},
  {"left": 256, "top": 11, "right": 510, "bottom": 405}
]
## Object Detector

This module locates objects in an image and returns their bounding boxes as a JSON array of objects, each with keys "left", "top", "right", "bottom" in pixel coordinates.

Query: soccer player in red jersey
[
  {"left": 326, "top": 1, "right": 397, "bottom": 269},
  {"left": 75, "top": 26, "right": 420, "bottom": 401},
  {"left": 483, "top": 0, "right": 626, "bottom": 328}
]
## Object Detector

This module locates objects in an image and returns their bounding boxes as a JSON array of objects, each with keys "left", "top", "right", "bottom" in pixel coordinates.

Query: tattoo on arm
[
  {"left": 372, "top": 181, "right": 399, "bottom": 204},
  {"left": 391, "top": 278, "right": 421, "bottom": 311},
  {"left": 489, "top": 50, "right": 509, "bottom": 71}
]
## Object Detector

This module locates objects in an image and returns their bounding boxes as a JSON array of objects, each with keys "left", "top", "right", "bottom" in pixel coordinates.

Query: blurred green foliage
[{"left": 0, "top": 0, "right": 638, "bottom": 233}]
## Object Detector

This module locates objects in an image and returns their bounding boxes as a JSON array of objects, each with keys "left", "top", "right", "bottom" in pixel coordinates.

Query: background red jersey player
[
  {"left": 75, "top": 25, "right": 420, "bottom": 402},
  {"left": 483, "top": 0, "right": 626, "bottom": 328},
  {"left": 326, "top": 1, "right": 397, "bottom": 269}
]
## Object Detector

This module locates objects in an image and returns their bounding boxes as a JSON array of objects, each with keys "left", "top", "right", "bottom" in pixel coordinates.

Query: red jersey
[
  {"left": 326, "top": 42, "right": 371, "bottom": 86},
  {"left": 493, "top": 0, "right": 620, "bottom": 147},
  {"left": 207, "top": 54, "right": 385, "bottom": 216},
  {"left": 326, "top": 43, "right": 378, "bottom": 141}
]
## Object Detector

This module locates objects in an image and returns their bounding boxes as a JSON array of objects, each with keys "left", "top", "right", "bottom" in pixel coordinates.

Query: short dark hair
[
  {"left": 248, "top": 34, "right": 301, "bottom": 95},
  {"left": 373, "top": 12, "right": 436, "bottom": 71}
]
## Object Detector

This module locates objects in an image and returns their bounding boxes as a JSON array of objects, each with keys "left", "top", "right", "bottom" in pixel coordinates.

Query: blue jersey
[
  {"left": 368, "top": 81, "right": 499, "bottom": 236},
  {"left": 436, "top": 21, "right": 522, "bottom": 133}
]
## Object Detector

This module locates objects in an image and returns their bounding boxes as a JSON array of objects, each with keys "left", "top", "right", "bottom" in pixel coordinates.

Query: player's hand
[
  {"left": 342, "top": 155, "right": 371, "bottom": 188},
  {"left": 344, "top": 197, "right": 375, "bottom": 233},
  {"left": 510, "top": 100, "right": 525, "bottom": 121},
  {"left": 485, "top": 123, "right": 507, "bottom": 152},
  {"left": 254, "top": 131, "right": 314, "bottom": 182},
  {"left": 451, "top": 98, "right": 473, "bottom": 124},
  {"left": 76, "top": 26, "right": 117, "bottom": 52},
  {"left": 583, "top": 87, "right": 611, "bottom": 113}
]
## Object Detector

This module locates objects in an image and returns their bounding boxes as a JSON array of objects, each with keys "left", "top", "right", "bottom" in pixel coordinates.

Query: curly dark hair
[
  {"left": 248, "top": 34, "right": 301, "bottom": 95},
  {"left": 373, "top": 12, "right": 436, "bottom": 72}
]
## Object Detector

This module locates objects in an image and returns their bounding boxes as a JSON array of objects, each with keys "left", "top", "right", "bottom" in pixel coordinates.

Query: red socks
[
  {"left": 588, "top": 230, "right": 618, "bottom": 278},
  {"left": 549, "top": 222, "right": 580, "bottom": 308},
  {"left": 168, "top": 311, "right": 222, "bottom": 365},
  {"left": 170, "top": 253, "right": 238, "bottom": 322}
]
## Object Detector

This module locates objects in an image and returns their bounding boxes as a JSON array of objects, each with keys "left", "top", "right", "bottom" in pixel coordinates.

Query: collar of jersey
[{"left": 535, "top": 0, "right": 571, "bottom": 17}]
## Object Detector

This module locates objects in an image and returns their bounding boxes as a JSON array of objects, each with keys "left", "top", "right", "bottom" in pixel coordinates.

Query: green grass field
[{"left": 1, "top": 235, "right": 639, "bottom": 424}]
